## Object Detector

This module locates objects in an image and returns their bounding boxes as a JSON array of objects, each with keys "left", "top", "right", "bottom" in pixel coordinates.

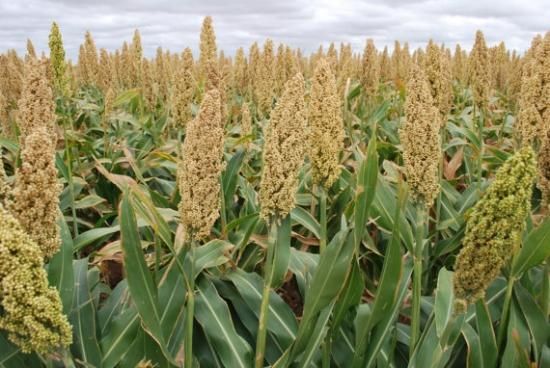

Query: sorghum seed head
[
  {"left": 11, "top": 128, "right": 61, "bottom": 259},
  {"left": 178, "top": 89, "right": 224, "bottom": 241},
  {"left": 453, "top": 147, "right": 536, "bottom": 311},
  {"left": 259, "top": 73, "right": 307, "bottom": 220},
  {"left": 309, "top": 59, "right": 344, "bottom": 189},
  {"left": 0, "top": 205, "right": 72, "bottom": 354},
  {"left": 400, "top": 63, "right": 441, "bottom": 207},
  {"left": 17, "top": 58, "right": 57, "bottom": 142}
]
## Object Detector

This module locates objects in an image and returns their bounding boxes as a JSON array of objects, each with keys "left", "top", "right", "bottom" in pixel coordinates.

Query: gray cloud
[{"left": 0, "top": 0, "right": 547, "bottom": 59}]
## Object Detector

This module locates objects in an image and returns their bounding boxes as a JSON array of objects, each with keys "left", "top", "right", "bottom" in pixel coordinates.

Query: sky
[{"left": 0, "top": 0, "right": 548, "bottom": 59}]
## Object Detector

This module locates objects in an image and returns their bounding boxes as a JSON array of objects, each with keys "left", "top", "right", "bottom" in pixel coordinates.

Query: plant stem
[
  {"left": 322, "top": 332, "right": 332, "bottom": 368},
  {"left": 64, "top": 131, "right": 79, "bottom": 236},
  {"left": 496, "top": 274, "right": 515, "bottom": 353},
  {"left": 476, "top": 106, "right": 484, "bottom": 186},
  {"left": 542, "top": 260, "right": 550, "bottom": 317},
  {"left": 319, "top": 185, "right": 327, "bottom": 254},
  {"left": 255, "top": 220, "right": 278, "bottom": 368},
  {"left": 410, "top": 202, "right": 426, "bottom": 357},
  {"left": 184, "top": 239, "right": 196, "bottom": 368}
]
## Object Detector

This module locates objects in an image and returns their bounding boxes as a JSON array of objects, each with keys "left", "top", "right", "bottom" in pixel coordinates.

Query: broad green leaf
[
  {"left": 475, "top": 300, "right": 498, "bottom": 368},
  {"left": 271, "top": 215, "right": 291, "bottom": 288},
  {"left": 291, "top": 207, "right": 321, "bottom": 239},
  {"left": 354, "top": 134, "right": 378, "bottom": 250},
  {"left": 332, "top": 260, "right": 364, "bottom": 330},
  {"left": 363, "top": 260, "right": 413, "bottom": 368},
  {"left": 501, "top": 302, "right": 531, "bottom": 368},
  {"left": 222, "top": 149, "right": 245, "bottom": 212},
  {"left": 461, "top": 324, "right": 484, "bottom": 368},
  {"left": 354, "top": 184, "right": 403, "bottom": 367},
  {"left": 227, "top": 269, "right": 298, "bottom": 347},
  {"left": 74, "top": 226, "right": 121, "bottom": 252},
  {"left": 69, "top": 259, "right": 103, "bottom": 367},
  {"left": 74, "top": 194, "right": 106, "bottom": 209},
  {"left": 296, "top": 305, "right": 334, "bottom": 368},
  {"left": 434, "top": 268, "right": 454, "bottom": 339},
  {"left": 100, "top": 308, "right": 140, "bottom": 368},
  {"left": 284, "top": 227, "right": 354, "bottom": 364},
  {"left": 195, "top": 276, "right": 254, "bottom": 368},
  {"left": 48, "top": 216, "right": 75, "bottom": 313},
  {"left": 98, "top": 280, "right": 131, "bottom": 336},
  {"left": 514, "top": 283, "right": 549, "bottom": 360},
  {"left": 119, "top": 191, "right": 172, "bottom": 362},
  {"left": 512, "top": 218, "right": 550, "bottom": 277}
]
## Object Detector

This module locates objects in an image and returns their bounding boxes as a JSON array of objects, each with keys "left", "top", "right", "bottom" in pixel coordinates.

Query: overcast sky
[{"left": 0, "top": 0, "right": 548, "bottom": 59}]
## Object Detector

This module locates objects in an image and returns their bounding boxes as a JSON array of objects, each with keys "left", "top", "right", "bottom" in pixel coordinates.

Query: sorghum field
[{"left": 0, "top": 17, "right": 549, "bottom": 368}]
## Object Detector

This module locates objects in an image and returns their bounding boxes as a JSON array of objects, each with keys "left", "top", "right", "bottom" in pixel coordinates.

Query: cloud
[{"left": 0, "top": 0, "right": 547, "bottom": 59}]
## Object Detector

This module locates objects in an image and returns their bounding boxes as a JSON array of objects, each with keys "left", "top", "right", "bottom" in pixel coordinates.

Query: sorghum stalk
[
  {"left": 177, "top": 89, "right": 224, "bottom": 368},
  {"left": 399, "top": 63, "right": 441, "bottom": 354},
  {"left": 256, "top": 73, "right": 306, "bottom": 368}
]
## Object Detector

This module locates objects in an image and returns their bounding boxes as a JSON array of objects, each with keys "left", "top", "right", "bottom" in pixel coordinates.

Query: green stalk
[
  {"left": 410, "top": 202, "right": 426, "bottom": 356},
  {"left": 220, "top": 176, "right": 228, "bottom": 239},
  {"left": 496, "top": 273, "right": 515, "bottom": 353},
  {"left": 433, "top": 120, "right": 447, "bottom": 283},
  {"left": 322, "top": 333, "right": 332, "bottom": 368},
  {"left": 319, "top": 185, "right": 328, "bottom": 254},
  {"left": 64, "top": 129, "right": 78, "bottom": 236},
  {"left": 154, "top": 235, "right": 161, "bottom": 282},
  {"left": 542, "top": 260, "right": 550, "bottom": 317},
  {"left": 255, "top": 220, "right": 278, "bottom": 368},
  {"left": 318, "top": 184, "right": 331, "bottom": 365},
  {"left": 476, "top": 106, "right": 484, "bottom": 186},
  {"left": 184, "top": 239, "right": 197, "bottom": 368}
]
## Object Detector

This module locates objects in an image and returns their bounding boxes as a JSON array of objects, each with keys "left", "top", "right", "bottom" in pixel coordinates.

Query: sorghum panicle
[
  {"left": 0, "top": 205, "right": 72, "bottom": 354},
  {"left": 309, "top": 59, "right": 344, "bottom": 189},
  {"left": 453, "top": 147, "right": 536, "bottom": 311},
  {"left": 11, "top": 128, "right": 61, "bottom": 259},
  {"left": 259, "top": 73, "right": 307, "bottom": 219},
  {"left": 400, "top": 63, "right": 441, "bottom": 207},
  {"left": 178, "top": 89, "right": 224, "bottom": 241}
]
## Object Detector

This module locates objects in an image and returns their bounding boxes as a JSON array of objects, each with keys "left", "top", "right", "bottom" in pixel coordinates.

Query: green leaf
[
  {"left": 291, "top": 207, "right": 321, "bottom": 239},
  {"left": 100, "top": 308, "right": 140, "bottom": 368},
  {"left": 514, "top": 283, "right": 549, "bottom": 361},
  {"left": 354, "top": 134, "right": 378, "bottom": 250},
  {"left": 271, "top": 215, "right": 291, "bottom": 288},
  {"left": 222, "top": 149, "right": 245, "bottom": 212},
  {"left": 434, "top": 268, "right": 455, "bottom": 339},
  {"left": 48, "top": 216, "right": 74, "bottom": 313},
  {"left": 284, "top": 226, "right": 354, "bottom": 364},
  {"left": 195, "top": 276, "right": 254, "bottom": 368},
  {"left": 74, "top": 194, "right": 106, "bottom": 209},
  {"left": 227, "top": 269, "right": 298, "bottom": 347},
  {"left": 461, "top": 324, "right": 484, "bottom": 368},
  {"left": 98, "top": 280, "right": 131, "bottom": 336},
  {"left": 512, "top": 218, "right": 550, "bottom": 277},
  {"left": 475, "top": 300, "right": 498, "bottom": 368},
  {"left": 119, "top": 191, "right": 172, "bottom": 362},
  {"left": 363, "top": 260, "right": 413, "bottom": 368},
  {"left": 332, "top": 260, "right": 364, "bottom": 330},
  {"left": 73, "top": 226, "right": 121, "bottom": 252},
  {"left": 69, "top": 258, "right": 103, "bottom": 367},
  {"left": 353, "top": 184, "right": 403, "bottom": 367},
  {"left": 296, "top": 305, "right": 333, "bottom": 368}
]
